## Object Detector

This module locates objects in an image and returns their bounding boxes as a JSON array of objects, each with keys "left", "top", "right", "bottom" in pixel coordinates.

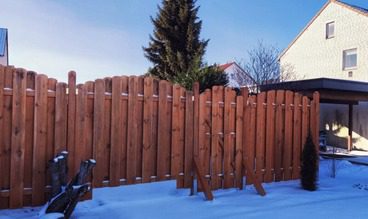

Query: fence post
[{"left": 67, "top": 71, "right": 77, "bottom": 179}]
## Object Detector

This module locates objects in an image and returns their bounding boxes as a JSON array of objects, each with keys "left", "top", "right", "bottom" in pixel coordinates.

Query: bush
[{"left": 300, "top": 131, "right": 318, "bottom": 191}]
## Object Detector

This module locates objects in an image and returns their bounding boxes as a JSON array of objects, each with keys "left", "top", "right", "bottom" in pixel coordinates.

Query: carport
[{"left": 260, "top": 77, "right": 368, "bottom": 151}]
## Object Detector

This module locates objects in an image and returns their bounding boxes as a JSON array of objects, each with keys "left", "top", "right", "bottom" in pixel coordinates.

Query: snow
[{"left": 1, "top": 159, "right": 368, "bottom": 219}]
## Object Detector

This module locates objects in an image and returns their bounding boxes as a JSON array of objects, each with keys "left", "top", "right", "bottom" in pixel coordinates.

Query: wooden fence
[{"left": 0, "top": 65, "right": 319, "bottom": 209}]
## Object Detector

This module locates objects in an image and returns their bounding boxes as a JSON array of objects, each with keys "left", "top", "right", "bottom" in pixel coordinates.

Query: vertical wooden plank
[
  {"left": 104, "top": 78, "right": 112, "bottom": 184},
  {"left": 274, "top": 90, "right": 285, "bottom": 182},
  {"left": 54, "top": 82, "right": 67, "bottom": 154},
  {"left": 0, "top": 66, "right": 5, "bottom": 208},
  {"left": 136, "top": 77, "right": 144, "bottom": 181},
  {"left": 127, "top": 76, "right": 138, "bottom": 184},
  {"left": 23, "top": 71, "right": 35, "bottom": 206},
  {"left": 255, "top": 92, "right": 266, "bottom": 182},
  {"left": 184, "top": 91, "right": 194, "bottom": 188},
  {"left": 244, "top": 95, "right": 256, "bottom": 185},
  {"left": 198, "top": 89, "right": 211, "bottom": 185},
  {"left": 110, "top": 77, "right": 123, "bottom": 186},
  {"left": 172, "top": 85, "right": 183, "bottom": 187},
  {"left": 93, "top": 79, "right": 105, "bottom": 187},
  {"left": 240, "top": 88, "right": 249, "bottom": 186},
  {"left": 120, "top": 76, "right": 128, "bottom": 183},
  {"left": 157, "top": 81, "right": 170, "bottom": 180},
  {"left": 223, "top": 87, "right": 234, "bottom": 188},
  {"left": 235, "top": 95, "right": 244, "bottom": 189},
  {"left": 210, "top": 86, "right": 222, "bottom": 189},
  {"left": 301, "top": 96, "right": 309, "bottom": 152},
  {"left": 193, "top": 83, "right": 200, "bottom": 187},
  {"left": 30, "top": 74, "right": 47, "bottom": 206},
  {"left": 142, "top": 77, "right": 153, "bottom": 183},
  {"left": 292, "top": 93, "right": 302, "bottom": 179},
  {"left": 67, "top": 71, "right": 76, "bottom": 179},
  {"left": 264, "top": 91, "right": 276, "bottom": 183},
  {"left": 9, "top": 69, "right": 27, "bottom": 208},
  {"left": 75, "top": 84, "right": 88, "bottom": 176},
  {"left": 283, "top": 91, "right": 294, "bottom": 181},
  {"left": 46, "top": 79, "right": 56, "bottom": 191},
  {"left": 1, "top": 67, "right": 13, "bottom": 208}
]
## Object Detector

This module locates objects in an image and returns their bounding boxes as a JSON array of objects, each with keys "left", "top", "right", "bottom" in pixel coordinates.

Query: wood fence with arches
[{"left": 0, "top": 65, "right": 319, "bottom": 209}]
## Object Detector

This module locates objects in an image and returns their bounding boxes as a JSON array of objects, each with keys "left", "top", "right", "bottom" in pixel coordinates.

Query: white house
[
  {"left": 279, "top": 0, "right": 368, "bottom": 151},
  {"left": 280, "top": 0, "right": 368, "bottom": 82},
  {"left": 0, "top": 28, "right": 8, "bottom": 66},
  {"left": 218, "top": 62, "right": 251, "bottom": 88}
]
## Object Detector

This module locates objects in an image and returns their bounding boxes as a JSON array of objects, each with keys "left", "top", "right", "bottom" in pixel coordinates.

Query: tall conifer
[{"left": 144, "top": 0, "right": 218, "bottom": 89}]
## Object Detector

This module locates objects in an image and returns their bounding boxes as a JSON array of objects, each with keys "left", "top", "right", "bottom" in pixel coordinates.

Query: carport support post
[{"left": 348, "top": 104, "right": 353, "bottom": 151}]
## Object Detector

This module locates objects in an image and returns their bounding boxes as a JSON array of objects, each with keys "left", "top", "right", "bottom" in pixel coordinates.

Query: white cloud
[{"left": 1, "top": 0, "right": 150, "bottom": 83}]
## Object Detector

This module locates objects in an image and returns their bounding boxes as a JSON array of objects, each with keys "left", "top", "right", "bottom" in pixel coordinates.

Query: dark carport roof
[{"left": 259, "top": 78, "right": 368, "bottom": 104}]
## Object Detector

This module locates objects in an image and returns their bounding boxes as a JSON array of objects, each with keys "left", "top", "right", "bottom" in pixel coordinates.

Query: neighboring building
[
  {"left": 280, "top": 0, "right": 368, "bottom": 82},
  {"left": 0, "top": 28, "right": 8, "bottom": 66},
  {"left": 218, "top": 62, "right": 252, "bottom": 88},
  {"left": 279, "top": 0, "right": 368, "bottom": 151}
]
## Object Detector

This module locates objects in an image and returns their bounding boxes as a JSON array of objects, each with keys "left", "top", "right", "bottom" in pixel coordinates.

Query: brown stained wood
[
  {"left": 67, "top": 71, "right": 76, "bottom": 179},
  {"left": 301, "top": 97, "right": 309, "bottom": 152},
  {"left": 104, "top": 79, "right": 112, "bottom": 184},
  {"left": 157, "top": 81, "right": 170, "bottom": 180},
  {"left": 1, "top": 67, "right": 13, "bottom": 208},
  {"left": 120, "top": 76, "right": 129, "bottom": 182},
  {"left": 149, "top": 79, "right": 159, "bottom": 183},
  {"left": 0, "top": 66, "right": 5, "bottom": 208},
  {"left": 283, "top": 91, "right": 294, "bottom": 181},
  {"left": 255, "top": 92, "right": 266, "bottom": 182},
  {"left": 93, "top": 79, "right": 105, "bottom": 187},
  {"left": 109, "top": 77, "right": 123, "bottom": 186},
  {"left": 46, "top": 79, "right": 56, "bottom": 185},
  {"left": 274, "top": 90, "right": 285, "bottom": 182},
  {"left": 177, "top": 87, "right": 185, "bottom": 188},
  {"left": 172, "top": 85, "right": 183, "bottom": 187},
  {"left": 142, "top": 77, "right": 154, "bottom": 183},
  {"left": 24, "top": 73, "right": 35, "bottom": 206},
  {"left": 198, "top": 90, "right": 211, "bottom": 178},
  {"left": 184, "top": 91, "right": 194, "bottom": 188},
  {"left": 210, "top": 86, "right": 221, "bottom": 189},
  {"left": 135, "top": 77, "right": 144, "bottom": 181},
  {"left": 9, "top": 69, "right": 27, "bottom": 208},
  {"left": 193, "top": 158, "right": 213, "bottom": 201},
  {"left": 243, "top": 161, "right": 266, "bottom": 196},
  {"left": 235, "top": 96, "right": 244, "bottom": 189},
  {"left": 193, "top": 83, "right": 200, "bottom": 161},
  {"left": 126, "top": 76, "right": 138, "bottom": 184},
  {"left": 75, "top": 85, "right": 88, "bottom": 176},
  {"left": 54, "top": 83, "right": 67, "bottom": 154},
  {"left": 292, "top": 93, "right": 302, "bottom": 179},
  {"left": 264, "top": 91, "right": 276, "bottom": 183},
  {"left": 223, "top": 87, "right": 234, "bottom": 188},
  {"left": 30, "top": 74, "right": 48, "bottom": 206},
  {"left": 245, "top": 95, "right": 256, "bottom": 185}
]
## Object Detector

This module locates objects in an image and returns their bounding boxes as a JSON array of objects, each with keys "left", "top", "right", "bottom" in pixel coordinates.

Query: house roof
[
  {"left": 0, "top": 28, "right": 7, "bottom": 56},
  {"left": 218, "top": 62, "right": 235, "bottom": 71},
  {"left": 279, "top": 0, "right": 368, "bottom": 60}
]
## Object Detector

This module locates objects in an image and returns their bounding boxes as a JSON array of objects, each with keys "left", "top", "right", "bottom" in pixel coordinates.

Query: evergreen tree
[
  {"left": 300, "top": 131, "right": 318, "bottom": 191},
  {"left": 144, "top": 0, "right": 227, "bottom": 90}
]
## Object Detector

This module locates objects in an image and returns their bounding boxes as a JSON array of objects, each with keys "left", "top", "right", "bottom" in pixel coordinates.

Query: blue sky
[{"left": 2, "top": 0, "right": 368, "bottom": 83}]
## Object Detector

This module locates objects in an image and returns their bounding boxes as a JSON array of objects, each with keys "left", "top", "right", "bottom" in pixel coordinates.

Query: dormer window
[{"left": 326, "top": 21, "right": 335, "bottom": 39}]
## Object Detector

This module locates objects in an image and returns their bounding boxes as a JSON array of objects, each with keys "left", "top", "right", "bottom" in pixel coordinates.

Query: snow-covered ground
[{"left": 1, "top": 158, "right": 368, "bottom": 219}]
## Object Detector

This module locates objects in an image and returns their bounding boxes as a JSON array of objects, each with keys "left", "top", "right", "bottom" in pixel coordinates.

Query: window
[
  {"left": 343, "top": 49, "right": 357, "bottom": 70},
  {"left": 326, "top": 22, "right": 335, "bottom": 39}
]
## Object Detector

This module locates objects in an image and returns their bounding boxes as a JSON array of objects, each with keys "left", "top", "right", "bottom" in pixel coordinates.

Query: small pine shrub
[{"left": 300, "top": 131, "right": 318, "bottom": 191}]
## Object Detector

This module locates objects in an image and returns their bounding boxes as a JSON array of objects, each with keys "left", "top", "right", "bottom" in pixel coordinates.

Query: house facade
[
  {"left": 280, "top": 0, "right": 368, "bottom": 82},
  {"left": 218, "top": 62, "right": 251, "bottom": 88},
  {"left": 280, "top": 0, "right": 368, "bottom": 151},
  {"left": 0, "top": 28, "right": 8, "bottom": 66}
]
